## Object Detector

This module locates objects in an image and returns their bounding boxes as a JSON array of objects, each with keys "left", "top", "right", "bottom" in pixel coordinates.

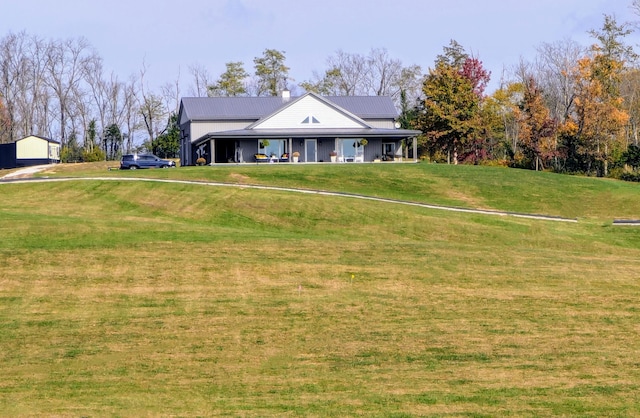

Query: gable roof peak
[{"left": 247, "top": 91, "right": 372, "bottom": 130}]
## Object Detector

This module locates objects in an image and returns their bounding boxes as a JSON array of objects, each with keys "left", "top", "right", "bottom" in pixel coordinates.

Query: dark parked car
[{"left": 120, "top": 154, "right": 176, "bottom": 169}]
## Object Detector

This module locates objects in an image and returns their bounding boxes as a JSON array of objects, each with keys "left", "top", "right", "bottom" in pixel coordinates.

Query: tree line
[
  {"left": 0, "top": 36, "right": 424, "bottom": 162},
  {"left": 410, "top": 10, "right": 640, "bottom": 180},
  {"left": 1, "top": 4, "right": 640, "bottom": 181},
  {"left": 189, "top": 47, "right": 423, "bottom": 108},
  {"left": 0, "top": 32, "right": 182, "bottom": 161}
]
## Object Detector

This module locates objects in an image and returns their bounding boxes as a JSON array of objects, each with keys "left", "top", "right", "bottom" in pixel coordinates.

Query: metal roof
[
  {"left": 325, "top": 96, "right": 399, "bottom": 119},
  {"left": 180, "top": 97, "right": 283, "bottom": 120},
  {"left": 180, "top": 93, "right": 400, "bottom": 122},
  {"left": 16, "top": 135, "right": 59, "bottom": 144}
]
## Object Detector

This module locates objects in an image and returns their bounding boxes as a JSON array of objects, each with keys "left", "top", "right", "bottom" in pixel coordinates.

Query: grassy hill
[
  {"left": 1, "top": 163, "right": 639, "bottom": 416},
  {"left": 35, "top": 161, "right": 640, "bottom": 219}
]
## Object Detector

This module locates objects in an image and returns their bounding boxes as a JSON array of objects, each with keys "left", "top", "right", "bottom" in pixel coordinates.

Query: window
[
  {"left": 301, "top": 115, "right": 320, "bottom": 124},
  {"left": 336, "top": 138, "right": 364, "bottom": 162},
  {"left": 259, "top": 139, "right": 287, "bottom": 157}
]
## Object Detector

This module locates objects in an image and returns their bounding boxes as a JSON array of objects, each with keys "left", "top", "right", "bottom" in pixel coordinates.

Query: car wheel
[
  {"left": 129, "top": 165, "right": 138, "bottom": 170},
  {"left": 161, "top": 164, "right": 168, "bottom": 168}
]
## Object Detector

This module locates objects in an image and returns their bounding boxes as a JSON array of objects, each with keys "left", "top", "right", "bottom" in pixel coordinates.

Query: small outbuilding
[{"left": 0, "top": 135, "right": 60, "bottom": 169}]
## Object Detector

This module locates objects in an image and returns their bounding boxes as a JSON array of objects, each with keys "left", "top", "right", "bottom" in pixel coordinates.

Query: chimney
[{"left": 281, "top": 88, "right": 290, "bottom": 102}]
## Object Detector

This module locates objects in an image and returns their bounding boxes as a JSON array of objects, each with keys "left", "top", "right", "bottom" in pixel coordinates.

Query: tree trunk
[{"left": 604, "top": 143, "right": 609, "bottom": 177}]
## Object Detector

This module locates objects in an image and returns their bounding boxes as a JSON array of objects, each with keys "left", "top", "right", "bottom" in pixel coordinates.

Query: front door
[
  {"left": 215, "top": 140, "right": 236, "bottom": 163},
  {"left": 305, "top": 139, "right": 317, "bottom": 163},
  {"left": 383, "top": 142, "right": 395, "bottom": 161}
]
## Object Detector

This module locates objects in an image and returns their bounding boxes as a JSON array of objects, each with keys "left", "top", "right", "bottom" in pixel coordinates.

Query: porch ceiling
[{"left": 194, "top": 128, "right": 422, "bottom": 145}]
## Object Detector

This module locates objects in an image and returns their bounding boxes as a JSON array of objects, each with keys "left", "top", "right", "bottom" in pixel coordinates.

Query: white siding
[
  {"left": 190, "top": 121, "right": 253, "bottom": 143},
  {"left": 366, "top": 120, "right": 396, "bottom": 129},
  {"left": 16, "top": 136, "right": 49, "bottom": 159},
  {"left": 209, "top": 121, "right": 254, "bottom": 132},
  {"left": 253, "top": 95, "right": 367, "bottom": 129},
  {"left": 49, "top": 143, "right": 60, "bottom": 160}
]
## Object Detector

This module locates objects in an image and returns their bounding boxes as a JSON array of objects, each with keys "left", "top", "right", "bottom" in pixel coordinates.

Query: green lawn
[
  {"left": 37, "top": 161, "right": 640, "bottom": 219},
  {"left": 1, "top": 163, "right": 639, "bottom": 416}
]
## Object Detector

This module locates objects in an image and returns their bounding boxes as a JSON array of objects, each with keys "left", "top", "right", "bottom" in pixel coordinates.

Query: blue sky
[{"left": 2, "top": 0, "right": 639, "bottom": 94}]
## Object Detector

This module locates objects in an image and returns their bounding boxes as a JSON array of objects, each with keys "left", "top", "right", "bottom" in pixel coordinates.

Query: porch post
[
  {"left": 210, "top": 139, "right": 215, "bottom": 165},
  {"left": 413, "top": 137, "right": 417, "bottom": 162},
  {"left": 181, "top": 136, "right": 189, "bottom": 166}
]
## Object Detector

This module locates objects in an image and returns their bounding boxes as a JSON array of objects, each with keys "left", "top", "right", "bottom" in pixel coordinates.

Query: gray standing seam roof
[{"left": 180, "top": 95, "right": 399, "bottom": 121}]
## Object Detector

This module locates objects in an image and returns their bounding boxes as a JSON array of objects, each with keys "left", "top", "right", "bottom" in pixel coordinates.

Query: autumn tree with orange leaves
[
  {"left": 571, "top": 57, "right": 628, "bottom": 175},
  {"left": 567, "top": 15, "right": 633, "bottom": 176},
  {"left": 517, "top": 77, "right": 558, "bottom": 171},
  {"left": 416, "top": 40, "right": 491, "bottom": 164}
]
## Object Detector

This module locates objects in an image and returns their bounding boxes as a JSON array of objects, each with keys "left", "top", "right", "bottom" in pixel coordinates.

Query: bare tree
[
  {"left": 301, "top": 48, "right": 423, "bottom": 110},
  {"left": 0, "top": 32, "right": 51, "bottom": 142},
  {"left": 122, "top": 76, "right": 140, "bottom": 153},
  {"left": 44, "top": 37, "right": 93, "bottom": 146},
  {"left": 188, "top": 63, "right": 211, "bottom": 97},
  {"left": 0, "top": 32, "right": 28, "bottom": 141},
  {"left": 0, "top": 31, "right": 166, "bottom": 155},
  {"left": 161, "top": 71, "right": 181, "bottom": 116},
  {"left": 365, "top": 48, "right": 404, "bottom": 97},
  {"left": 535, "top": 39, "right": 584, "bottom": 121},
  {"left": 83, "top": 57, "right": 116, "bottom": 152},
  {"left": 71, "top": 50, "right": 101, "bottom": 144},
  {"left": 84, "top": 54, "right": 140, "bottom": 156},
  {"left": 139, "top": 62, "right": 168, "bottom": 146},
  {"left": 395, "top": 64, "right": 423, "bottom": 106},
  {"left": 325, "top": 50, "right": 368, "bottom": 96},
  {"left": 621, "top": 68, "right": 640, "bottom": 145},
  {"left": 139, "top": 93, "right": 164, "bottom": 144},
  {"left": 23, "top": 35, "right": 51, "bottom": 138}
]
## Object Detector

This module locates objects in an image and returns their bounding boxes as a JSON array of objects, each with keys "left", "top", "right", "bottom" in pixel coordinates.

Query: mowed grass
[
  {"left": 36, "top": 160, "right": 640, "bottom": 220},
  {"left": 0, "top": 165, "right": 639, "bottom": 416}
]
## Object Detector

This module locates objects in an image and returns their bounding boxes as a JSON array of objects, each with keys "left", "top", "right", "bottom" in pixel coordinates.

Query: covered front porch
[{"left": 192, "top": 129, "right": 420, "bottom": 164}]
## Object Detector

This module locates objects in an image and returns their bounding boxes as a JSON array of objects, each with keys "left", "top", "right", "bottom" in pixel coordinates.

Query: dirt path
[{"left": 0, "top": 164, "right": 54, "bottom": 180}]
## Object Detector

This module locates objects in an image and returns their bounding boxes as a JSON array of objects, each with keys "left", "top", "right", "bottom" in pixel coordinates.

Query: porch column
[
  {"left": 210, "top": 139, "right": 215, "bottom": 165},
  {"left": 413, "top": 137, "right": 418, "bottom": 163}
]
